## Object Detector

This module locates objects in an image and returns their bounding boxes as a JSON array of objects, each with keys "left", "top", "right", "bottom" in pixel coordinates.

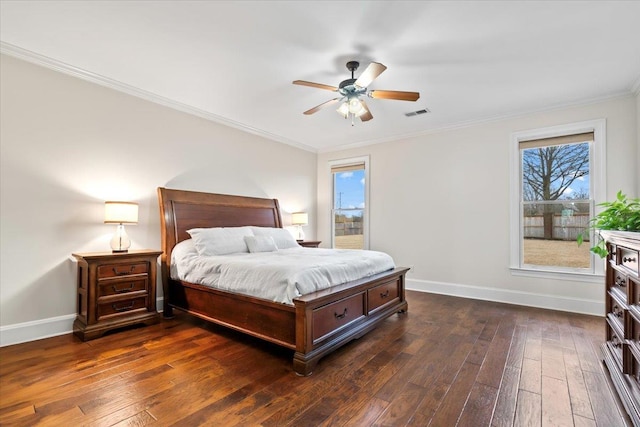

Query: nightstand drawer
[
  {"left": 98, "top": 262, "right": 148, "bottom": 279},
  {"left": 98, "top": 278, "right": 148, "bottom": 298},
  {"left": 98, "top": 296, "right": 148, "bottom": 319}
]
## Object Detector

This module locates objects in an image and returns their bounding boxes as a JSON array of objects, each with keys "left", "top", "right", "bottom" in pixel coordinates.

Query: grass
[
  {"left": 523, "top": 238, "right": 591, "bottom": 268},
  {"left": 335, "top": 234, "right": 365, "bottom": 249}
]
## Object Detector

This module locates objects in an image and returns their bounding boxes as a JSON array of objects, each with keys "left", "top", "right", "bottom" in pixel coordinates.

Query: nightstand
[
  {"left": 72, "top": 249, "right": 162, "bottom": 341},
  {"left": 298, "top": 240, "right": 321, "bottom": 248}
]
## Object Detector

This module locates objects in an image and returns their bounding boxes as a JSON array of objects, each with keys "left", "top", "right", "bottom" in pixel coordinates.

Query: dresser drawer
[
  {"left": 629, "top": 276, "right": 640, "bottom": 308},
  {"left": 610, "top": 265, "right": 629, "bottom": 297},
  {"left": 609, "top": 243, "right": 618, "bottom": 264},
  {"left": 620, "top": 247, "right": 639, "bottom": 276},
  {"left": 606, "top": 318, "right": 626, "bottom": 372},
  {"left": 98, "top": 262, "right": 148, "bottom": 279},
  {"left": 368, "top": 279, "right": 399, "bottom": 313},
  {"left": 607, "top": 290, "right": 627, "bottom": 336},
  {"left": 98, "top": 278, "right": 148, "bottom": 298},
  {"left": 97, "top": 296, "right": 148, "bottom": 319},
  {"left": 630, "top": 312, "right": 640, "bottom": 349},
  {"left": 312, "top": 293, "right": 365, "bottom": 343}
]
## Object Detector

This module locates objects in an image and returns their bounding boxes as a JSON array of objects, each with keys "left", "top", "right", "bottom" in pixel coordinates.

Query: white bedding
[{"left": 170, "top": 239, "right": 396, "bottom": 305}]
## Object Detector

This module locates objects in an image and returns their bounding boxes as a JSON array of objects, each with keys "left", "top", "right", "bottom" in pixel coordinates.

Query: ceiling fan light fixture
[
  {"left": 348, "top": 97, "right": 365, "bottom": 116},
  {"left": 294, "top": 60, "right": 420, "bottom": 124},
  {"left": 336, "top": 102, "right": 349, "bottom": 118}
]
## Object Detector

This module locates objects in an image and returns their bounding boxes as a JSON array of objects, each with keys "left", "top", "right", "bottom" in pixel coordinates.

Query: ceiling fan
[{"left": 293, "top": 61, "right": 420, "bottom": 125}]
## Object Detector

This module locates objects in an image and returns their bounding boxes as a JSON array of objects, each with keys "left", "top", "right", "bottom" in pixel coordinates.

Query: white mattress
[{"left": 170, "top": 239, "right": 396, "bottom": 305}]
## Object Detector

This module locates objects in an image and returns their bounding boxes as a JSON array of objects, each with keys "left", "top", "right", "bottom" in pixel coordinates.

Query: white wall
[
  {"left": 318, "top": 96, "right": 638, "bottom": 315},
  {"left": 0, "top": 55, "right": 317, "bottom": 344},
  {"left": 637, "top": 90, "right": 640, "bottom": 190}
]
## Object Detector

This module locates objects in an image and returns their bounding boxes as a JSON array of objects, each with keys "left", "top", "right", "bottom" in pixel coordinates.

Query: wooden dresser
[
  {"left": 601, "top": 230, "right": 640, "bottom": 426},
  {"left": 72, "top": 249, "right": 162, "bottom": 340}
]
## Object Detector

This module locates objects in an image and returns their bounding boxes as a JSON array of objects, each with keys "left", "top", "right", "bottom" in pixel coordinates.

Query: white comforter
[{"left": 171, "top": 241, "right": 395, "bottom": 305}]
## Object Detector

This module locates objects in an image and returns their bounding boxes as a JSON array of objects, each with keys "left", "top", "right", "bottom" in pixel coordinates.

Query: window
[
  {"left": 510, "top": 120, "right": 606, "bottom": 278},
  {"left": 330, "top": 156, "right": 369, "bottom": 249}
]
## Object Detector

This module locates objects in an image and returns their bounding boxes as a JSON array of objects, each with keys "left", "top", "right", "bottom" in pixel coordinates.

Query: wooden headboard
[{"left": 157, "top": 187, "right": 283, "bottom": 264}]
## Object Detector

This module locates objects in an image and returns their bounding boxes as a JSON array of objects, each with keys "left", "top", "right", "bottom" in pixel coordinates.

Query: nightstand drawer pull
[
  {"left": 624, "top": 257, "right": 637, "bottom": 263},
  {"left": 615, "top": 274, "right": 627, "bottom": 288},
  {"left": 112, "top": 301, "right": 135, "bottom": 312},
  {"left": 334, "top": 308, "right": 348, "bottom": 319},
  {"left": 113, "top": 283, "right": 135, "bottom": 293},
  {"left": 113, "top": 266, "right": 135, "bottom": 276},
  {"left": 380, "top": 290, "right": 390, "bottom": 298}
]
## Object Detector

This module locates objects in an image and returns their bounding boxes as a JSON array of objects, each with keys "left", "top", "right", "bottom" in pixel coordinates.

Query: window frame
[
  {"left": 329, "top": 156, "right": 370, "bottom": 250},
  {"left": 509, "top": 119, "right": 606, "bottom": 281}
]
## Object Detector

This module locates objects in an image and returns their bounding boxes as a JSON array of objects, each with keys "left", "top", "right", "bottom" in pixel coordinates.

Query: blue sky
[{"left": 334, "top": 170, "right": 365, "bottom": 209}]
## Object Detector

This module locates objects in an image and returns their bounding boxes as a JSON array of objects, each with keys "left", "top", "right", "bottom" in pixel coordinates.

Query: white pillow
[
  {"left": 244, "top": 235, "right": 278, "bottom": 253},
  {"left": 186, "top": 226, "right": 254, "bottom": 256},
  {"left": 172, "top": 238, "right": 197, "bottom": 261},
  {"left": 251, "top": 226, "right": 300, "bottom": 249}
]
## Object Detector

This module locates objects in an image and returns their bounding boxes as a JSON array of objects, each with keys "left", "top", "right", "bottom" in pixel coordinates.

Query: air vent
[{"left": 405, "top": 108, "right": 430, "bottom": 117}]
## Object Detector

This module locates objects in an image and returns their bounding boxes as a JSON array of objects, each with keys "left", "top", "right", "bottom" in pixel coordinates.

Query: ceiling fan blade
[
  {"left": 303, "top": 98, "right": 340, "bottom": 115},
  {"left": 359, "top": 100, "right": 373, "bottom": 122},
  {"left": 369, "top": 90, "right": 420, "bottom": 102},
  {"left": 354, "top": 62, "right": 387, "bottom": 88},
  {"left": 293, "top": 80, "right": 338, "bottom": 92}
]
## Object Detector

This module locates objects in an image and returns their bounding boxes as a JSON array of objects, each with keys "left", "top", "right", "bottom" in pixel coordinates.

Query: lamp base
[
  {"left": 110, "top": 224, "right": 132, "bottom": 253},
  {"left": 111, "top": 249, "right": 129, "bottom": 253}
]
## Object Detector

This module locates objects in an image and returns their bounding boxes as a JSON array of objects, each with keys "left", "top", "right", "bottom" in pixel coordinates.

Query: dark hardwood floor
[{"left": 0, "top": 291, "right": 630, "bottom": 426}]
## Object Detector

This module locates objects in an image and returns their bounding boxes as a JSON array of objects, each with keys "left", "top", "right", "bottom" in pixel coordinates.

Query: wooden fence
[
  {"left": 523, "top": 213, "right": 589, "bottom": 241},
  {"left": 334, "top": 216, "right": 363, "bottom": 236}
]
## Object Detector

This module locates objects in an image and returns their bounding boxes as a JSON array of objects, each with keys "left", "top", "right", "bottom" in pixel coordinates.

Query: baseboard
[
  {"left": 0, "top": 297, "right": 166, "bottom": 347},
  {"left": 1, "top": 286, "right": 602, "bottom": 347},
  {"left": 0, "top": 314, "right": 76, "bottom": 347},
  {"left": 406, "top": 278, "right": 604, "bottom": 316}
]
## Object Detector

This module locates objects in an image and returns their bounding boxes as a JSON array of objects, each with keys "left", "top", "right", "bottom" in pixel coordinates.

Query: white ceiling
[{"left": 1, "top": 1, "right": 639, "bottom": 152}]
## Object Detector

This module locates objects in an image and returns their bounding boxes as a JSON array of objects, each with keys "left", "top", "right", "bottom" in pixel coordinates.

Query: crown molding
[
  {"left": 0, "top": 42, "right": 317, "bottom": 153},
  {"left": 319, "top": 91, "right": 634, "bottom": 153}
]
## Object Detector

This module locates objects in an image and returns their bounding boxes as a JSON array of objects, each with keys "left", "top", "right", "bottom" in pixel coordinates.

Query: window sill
[{"left": 509, "top": 267, "right": 604, "bottom": 283}]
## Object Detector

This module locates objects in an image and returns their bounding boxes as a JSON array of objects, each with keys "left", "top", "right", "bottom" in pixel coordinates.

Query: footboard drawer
[
  {"left": 312, "top": 293, "right": 365, "bottom": 344},
  {"left": 368, "top": 279, "right": 400, "bottom": 314}
]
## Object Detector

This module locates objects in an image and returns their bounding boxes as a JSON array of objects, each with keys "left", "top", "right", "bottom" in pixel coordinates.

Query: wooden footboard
[
  {"left": 164, "top": 267, "right": 408, "bottom": 376},
  {"left": 293, "top": 267, "right": 409, "bottom": 375},
  {"left": 158, "top": 187, "right": 409, "bottom": 375}
]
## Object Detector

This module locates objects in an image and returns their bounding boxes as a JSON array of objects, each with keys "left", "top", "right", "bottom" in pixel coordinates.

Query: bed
[{"left": 157, "top": 187, "right": 408, "bottom": 375}]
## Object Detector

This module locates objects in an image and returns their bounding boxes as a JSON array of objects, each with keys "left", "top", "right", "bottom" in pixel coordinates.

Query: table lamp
[
  {"left": 104, "top": 201, "right": 138, "bottom": 252},
  {"left": 291, "top": 212, "right": 308, "bottom": 241}
]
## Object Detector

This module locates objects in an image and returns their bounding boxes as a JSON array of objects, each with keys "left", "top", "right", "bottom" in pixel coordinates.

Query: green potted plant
[{"left": 577, "top": 191, "right": 640, "bottom": 257}]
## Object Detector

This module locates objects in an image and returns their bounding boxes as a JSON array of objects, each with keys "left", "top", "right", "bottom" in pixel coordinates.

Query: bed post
[{"left": 157, "top": 187, "right": 174, "bottom": 319}]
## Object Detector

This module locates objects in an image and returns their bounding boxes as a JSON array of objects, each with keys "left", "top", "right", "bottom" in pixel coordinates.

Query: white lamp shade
[
  {"left": 291, "top": 212, "right": 308, "bottom": 226},
  {"left": 104, "top": 201, "right": 138, "bottom": 224}
]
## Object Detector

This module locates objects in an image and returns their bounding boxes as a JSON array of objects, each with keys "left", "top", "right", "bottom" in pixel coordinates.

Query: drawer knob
[
  {"left": 380, "top": 290, "right": 390, "bottom": 298},
  {"left": 614, "top": 306, "right": 623, "bottom": 318},
  {"left": 112, "top": 301, "right": 134, "bottom": 312},
  {"left": 113, "top": 283, "right": 135, "bottom": 293},
  {"left": 113, "top": 266, "right": 135, "bottom": 276},
  {"left": 334, "top": 308, "right": 348, "bottom": 320},
  {"left": 623, "top": 257, "right": 637, "bottom": 263},
  {"left": 615, "top": 276, "right": 626, "bottom": 287}
]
